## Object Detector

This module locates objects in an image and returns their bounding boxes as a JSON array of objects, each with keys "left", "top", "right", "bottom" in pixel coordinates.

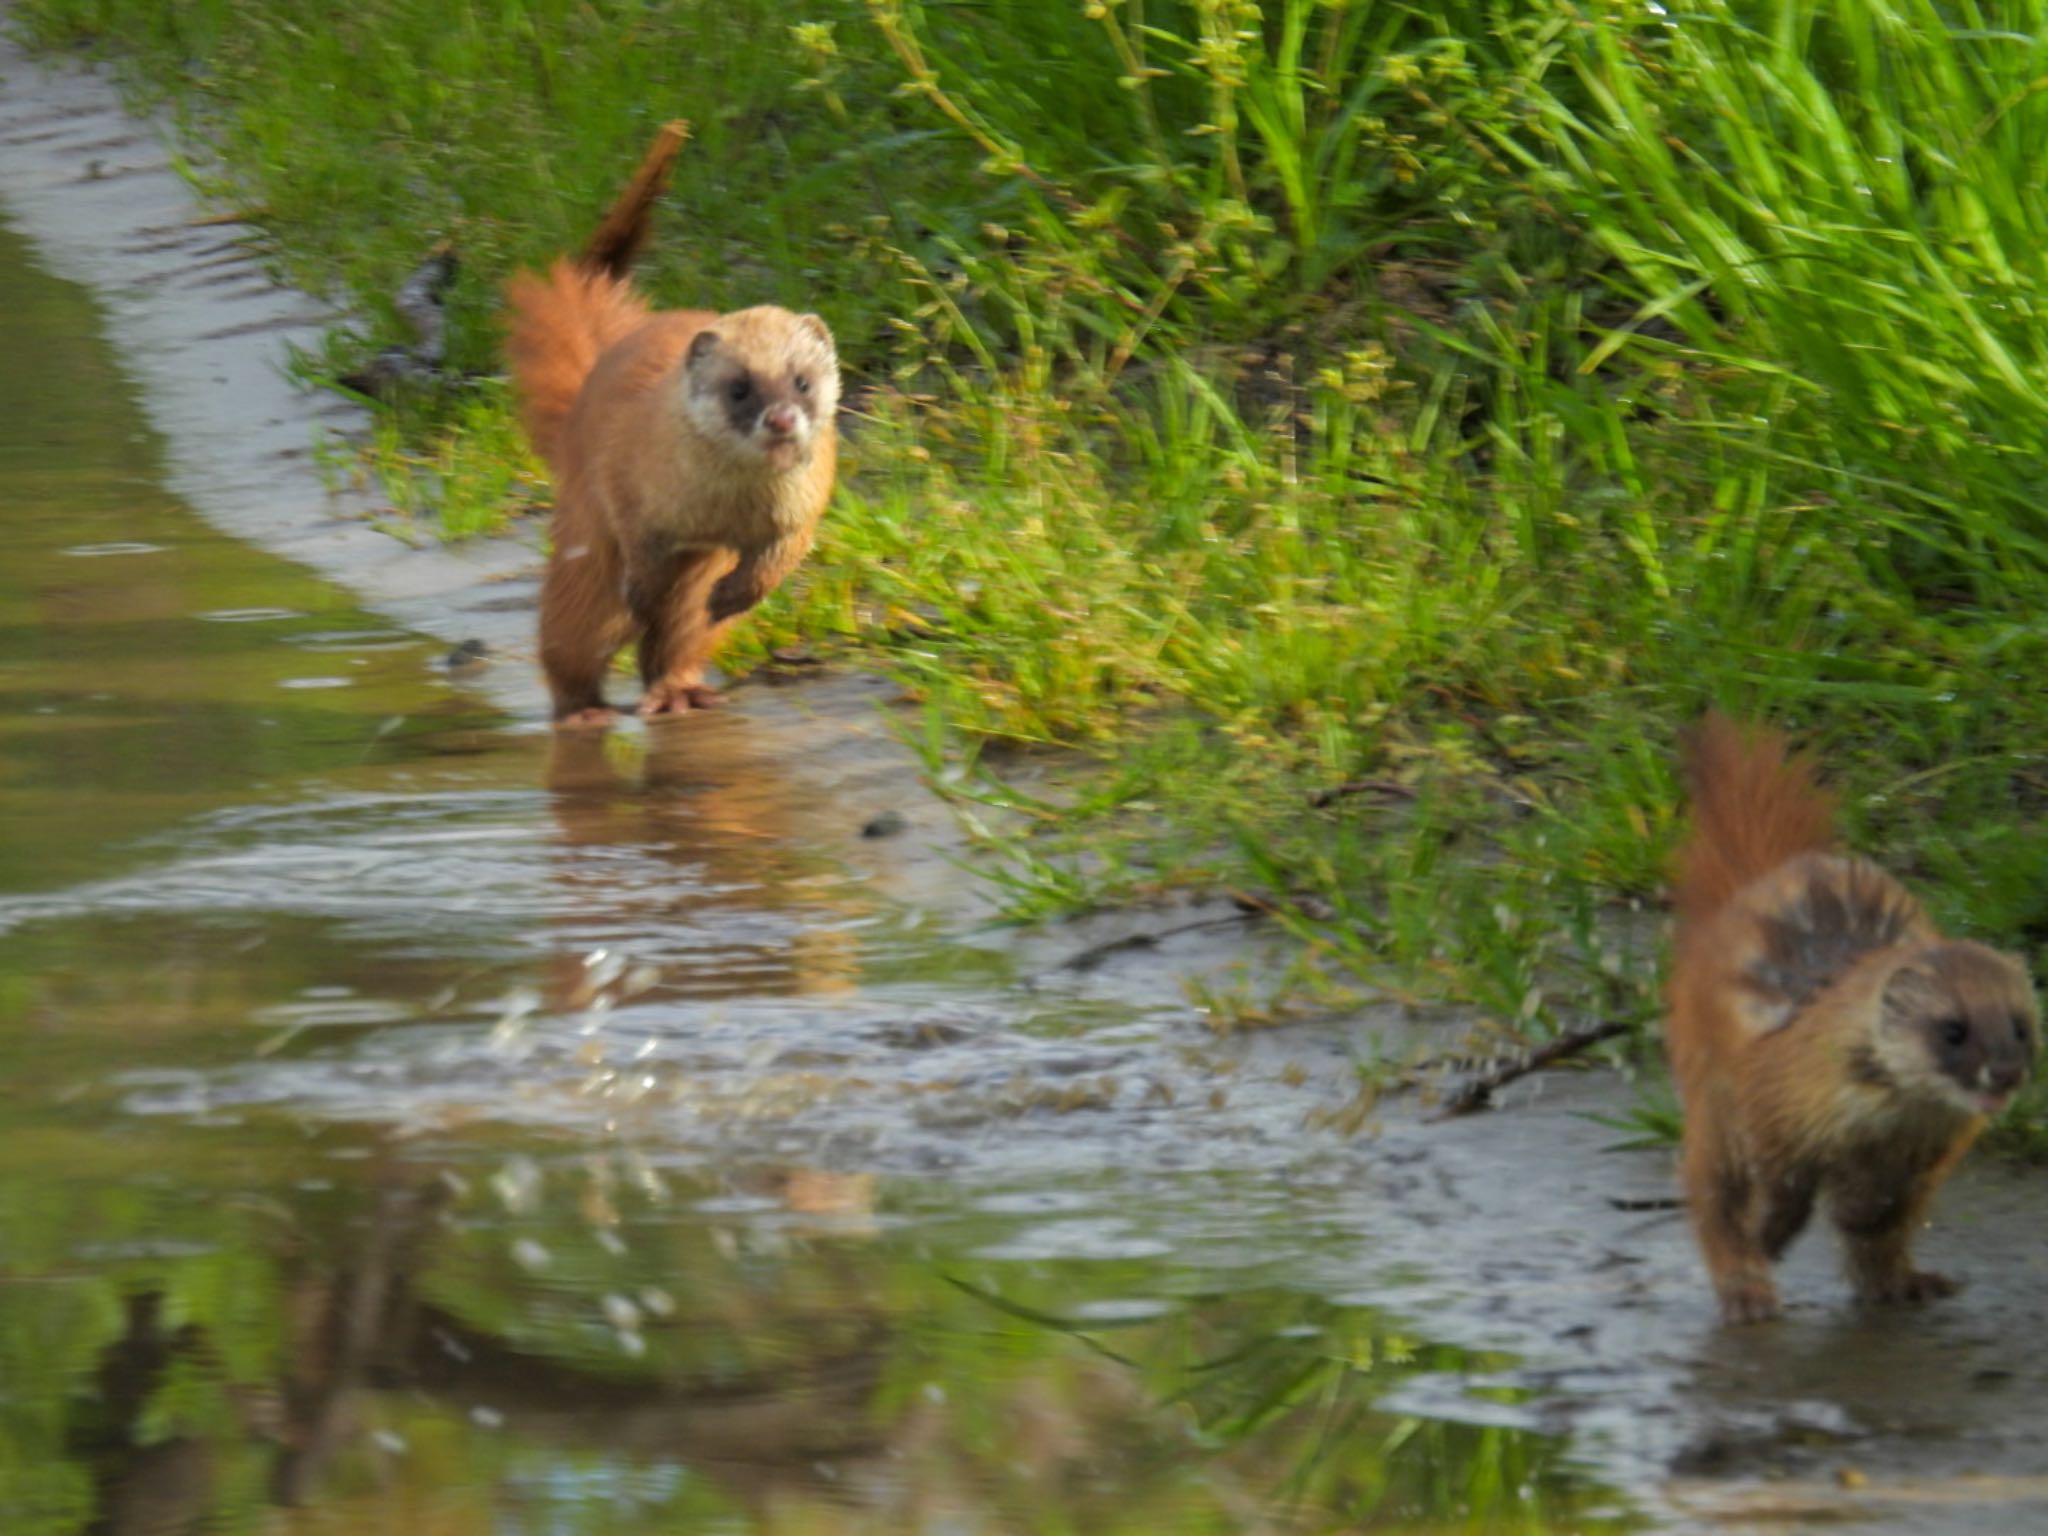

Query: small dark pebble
[
  {"left": 870, "top": 1018, "right": 979, "bottom": 1049},
  {"left": 862, "top": 809, "right": 908, "bottom": 839},
  {"left": 443, "top": 638, "right": 489, "bottom": 669},
  {"left": 1037, "top": 1051, "right": 1131, "bottom": 1077}
]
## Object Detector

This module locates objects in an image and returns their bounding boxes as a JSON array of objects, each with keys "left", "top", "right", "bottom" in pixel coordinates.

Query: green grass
[{"left": 13, "top": 0, "right": 2048, "bottom": 1139}]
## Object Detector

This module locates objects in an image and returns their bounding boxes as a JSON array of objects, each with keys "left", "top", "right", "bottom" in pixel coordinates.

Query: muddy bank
[
  {"left": 0, "top": 24, "right": 540, "bottom": 705},
  {"left": 5, "top": 26, "right": 2048, "bottom": 1535}
]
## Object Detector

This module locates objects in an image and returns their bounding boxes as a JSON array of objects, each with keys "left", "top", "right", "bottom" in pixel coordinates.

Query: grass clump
[{"left": 14, "top": 0, "right": 2048, "bottom": 1117}]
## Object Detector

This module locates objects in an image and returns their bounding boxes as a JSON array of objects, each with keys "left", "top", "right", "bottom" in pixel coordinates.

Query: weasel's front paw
[
  {"left": 638, "top": 685, "right": 694, "bottom": 717},
  {"left": 1866, "top": 1268, "right": 1960, "bottom": 1306},
  {"left": 1717, "top": 1277, "right": 1783, "bottom": 1325}
]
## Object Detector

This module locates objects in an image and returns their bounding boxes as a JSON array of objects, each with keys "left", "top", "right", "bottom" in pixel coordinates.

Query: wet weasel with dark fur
[
  {"left": 504, "top": 122, "right": 840, "bottom": 725},
  {"left": 1666, "top": 712, "right": 2038, "bottom": 1323}
]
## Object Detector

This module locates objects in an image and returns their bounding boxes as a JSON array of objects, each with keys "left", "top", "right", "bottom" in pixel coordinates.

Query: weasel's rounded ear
[
  {"left": 796, "top": 313, "right": 836, "bottom": 359},
  {"left": 1881, "top": 956, "right": 1943, "bottom": 1023},
  {"left": 687, "top": 329, "right": 722, "bottom": 367}
]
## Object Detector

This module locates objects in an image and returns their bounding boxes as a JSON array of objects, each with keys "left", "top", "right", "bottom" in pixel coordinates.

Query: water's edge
[
  {"left": 10, "top": 24, "right": 2048, "bottom": 1535},
  {"left": 0, "top": 22, "right": 543, "bottom": 713},
  {"left": 0, "top": 18, "right": 1010, "bottom": 919}
]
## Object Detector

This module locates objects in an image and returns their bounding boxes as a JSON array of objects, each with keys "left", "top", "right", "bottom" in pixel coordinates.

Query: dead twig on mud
[
  {"left": 1055, "top": 913, "right": 1253, "bottom": 974},
  {"left": 1432, "top": 1018, "right": 1633, "bottom": 1119},
  {"left": 1308, "top": 776, "right": 1416, "bottom": 808}
]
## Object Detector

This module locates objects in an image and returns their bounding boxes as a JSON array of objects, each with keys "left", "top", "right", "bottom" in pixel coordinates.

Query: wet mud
[{"left": 3, "top": 25, "right": 2046, "bottom": 1535}]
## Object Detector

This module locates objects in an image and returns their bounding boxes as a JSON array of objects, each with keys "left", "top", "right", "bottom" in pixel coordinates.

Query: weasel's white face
[
  {"left": 1874, "top": 942, "right": 2039, "bottom": 1118},
  {"left": 681, "top": 307, "right": 840, "bottom": 469}
]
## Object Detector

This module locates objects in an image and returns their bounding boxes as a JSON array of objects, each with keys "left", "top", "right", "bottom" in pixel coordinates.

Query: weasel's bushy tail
[
  {"left": 503, "top": 121, "right": 687, "bottom": 469},
  {"left": 580, "top": 120, "right": 687, "bottom": 278},
  {"left": 1673, "top": 711, "right": 1837, "bottom": 926},
  {"left": 504, "top": 265, "right": 648, "bottom": 467}
]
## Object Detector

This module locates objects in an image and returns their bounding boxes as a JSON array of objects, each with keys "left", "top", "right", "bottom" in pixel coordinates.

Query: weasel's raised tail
[
  {"left": 503, "top": 121, "right": 840, "bottom": 725},
  {"left": 503, "top": 121, "right": 682, "bottom": 468},
  {"left": 1665, "top": 712, "right": 2037, "bottom": 1323},
  {"left": 1670, "top": 711, "right": 1836, "bottom": 928}
]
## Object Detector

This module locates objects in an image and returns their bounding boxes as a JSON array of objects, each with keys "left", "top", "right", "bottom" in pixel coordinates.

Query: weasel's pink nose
[{"left": 763, "top": 404, "right": 798, "bottom": 436}]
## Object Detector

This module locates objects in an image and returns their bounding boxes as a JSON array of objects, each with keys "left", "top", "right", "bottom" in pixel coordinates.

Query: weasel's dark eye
[
  {"left": 1937, "top": 1016, "right": 1970, "bottom": 1048},
  {"left": 2016, "top": 1016, "right": 2035, "bottom": 1046},
  {"left": 727, "top": 377, "right": 752, "bottom": 403},
  {"left": 793, "top": 374, "right": 811, "bottom": 395}
]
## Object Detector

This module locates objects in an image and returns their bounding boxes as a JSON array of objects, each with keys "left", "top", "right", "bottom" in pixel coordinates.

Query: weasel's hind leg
[
  {"left": 1683, "top": 1120, "right": 1785, "bottom": 1323},
  {"left": 539, "top": 522, "right": 630, "bottom": 725}
]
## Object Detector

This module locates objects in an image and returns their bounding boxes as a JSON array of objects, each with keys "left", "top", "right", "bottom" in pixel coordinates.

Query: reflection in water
[
  {"left": 0, "top": 215, "right": 1633, "bottom": 1532},
  {"left": 18, "top": 1147, "right": 1626, "bottom": 1534},
  {"left": 71, "top": 1292, "right": 218, "bottom": 1536},
  {"left": 542, "top": 723, "right": 865, "bottom": 1007}
]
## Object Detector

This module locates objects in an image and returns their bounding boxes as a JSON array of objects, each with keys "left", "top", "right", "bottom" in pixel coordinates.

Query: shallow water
[{"left": 0, "top": 217, "right": 1642, "bottom": 1532}]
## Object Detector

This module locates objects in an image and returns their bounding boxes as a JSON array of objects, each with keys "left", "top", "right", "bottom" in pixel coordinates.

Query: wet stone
[{"left": 861, "top": 808, "right": 908, "bottom": 838}]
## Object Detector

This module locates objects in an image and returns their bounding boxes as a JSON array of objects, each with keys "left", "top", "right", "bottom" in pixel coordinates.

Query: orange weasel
[
  {"left": 504, "top": 122, "right": 840, "bottom": 725},
  {"left": 1666, "top": 712, "right": 2038, "bottom": 1322}
]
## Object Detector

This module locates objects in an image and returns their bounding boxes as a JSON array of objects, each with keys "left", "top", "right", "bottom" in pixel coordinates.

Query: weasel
[
  {"left": 504, "top": 122, "right": 840, "bottom": 725},
  {"left": 1666, "top": 711, "right": 2038, "bottom": 1322}
]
